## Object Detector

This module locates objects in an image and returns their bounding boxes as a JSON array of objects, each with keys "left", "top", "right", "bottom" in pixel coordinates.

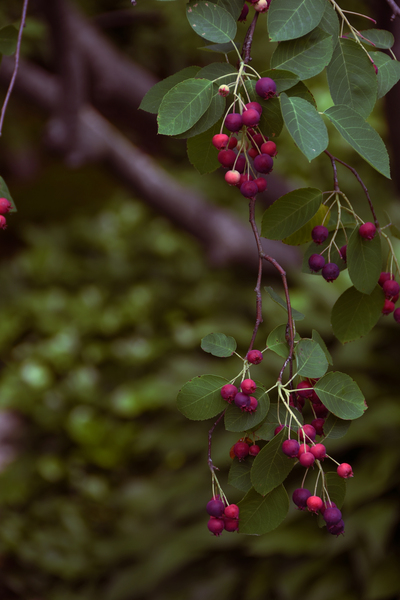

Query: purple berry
[
  {"left": 206, "top": 498, "right": 225, "bottom": 517},
  {"left": 292, "top": 487, "right": 311, "bottom": 509},
  {"left": 220, "top": 384, "right": 238, "bottom": 402},
  {"left": 323, "top": 507, "right": 342, "bottom": 525},
  {"left": 238, "top": 3, "right": 249, "bottom": 21},
  {"left": 282, "top": 439, "right": 300, "bottom": 458},
  {"left": 322, "top": 262, "right": 340, "bottom": 282},
  {"left": 378, "top": 272, "right": 391, "bottom": 286},
  {"left": 240, "top": 180, "right": 259, "bottom": 198},
  {"left": 308, "top": 254, "right": 325, "bottom": 272},
  {"left": 225, "top": 113, "right": 243, "bottom": 132},
  {"left": 312, "top": 225, "right": 329, "bottom": 245},
  {"left": 246, "top": 349, "right": 263, "bottom": 364},
  {"left": 207, "top": 517, "right": 225, "bottom": 536},
  {"left": 234, "top": 392, "right": 251, "bottom": 410},
  {"left": 359, "top": 222, "right": 376, "bottom": 240},
  {"left": 253, "top": 153, "right": 273, "bottom": 174},
  {"left": 382, "top": 279, "right": 400, "bottom": 299},
  {"left": 245, "top": 101, "right": 262, "bottom": 115},
  {"left": 339, "top": 245, "right": 347, "bottom": 262},
  {"left": 327, "top": 519, "right": 345, "bottom": 536},
  {"left": 311, "top": 418, "right": 325, "bottom": 436},
  {"left": 255, "top": 77, "right": 277, "bottom": 99},
  {"left": 394, "top": 307, "right": 400, "bottom": 323},
  {"left": 245, "top": 396, "right": 258, "bottom": 413}
]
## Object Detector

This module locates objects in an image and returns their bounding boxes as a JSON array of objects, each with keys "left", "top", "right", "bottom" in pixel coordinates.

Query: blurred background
[{"left": 0, "top": 1, "right": 399, "bottom": 599}]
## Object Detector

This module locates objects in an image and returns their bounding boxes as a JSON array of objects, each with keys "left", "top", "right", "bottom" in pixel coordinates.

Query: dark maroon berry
[
  {"left": 241, "top": 378, "right": 256, "bottom": 394},
  {"left": 245, "top": 101, "right": 262, "bottom": 115},
  {"left": 238, "top": 3, "right": 249, "bottom": 21},
  {"left": 312, "top": 225, "right": 329, "bottom": 245},
  {"left": 240, "top": 180, "right": 259, "bottom": 198},
  {"left": 224, "top": 518, "right": 239, "bottom": 532},
  {"left": 323, "top": 507, "right": 342, "bottom": 525},
  {"left": 254, "top": 177, "right": 267, "bottom": 192},
  {"left": 382, "top": 299, "right": 395, "bottom": 315},
  {"left": 307, "top": 495, "right": 323, "bottom": 513},
  {"left": 359, "top": 222, "right": 376, "bottom": 240},
  {"left": 207, "top": 517, "right": 225, "bottom": 535},
  {"left": 255, "top": 77, "right": 277, "bottom": 99},
  {"left": 225, "top": 113, "right": 243, "bottom": 132},
  {"left": 327, "top": 519, "right": 345, "bottom": 536},
  {"left": 220, "top": 384, "right": 238, "bottom": 402},
  {"left": 298, "top": 424, "right": 316, "bottom": 442},
  {"left": 337, "top": 463, "right": 353, "bottom": 478},
  {"left": 382, "top": 279, "right": 400, "bottom": 299},
  {"left": 296, "top": 380, "right": 313, "bottom": 398},
  {"left": 234, "top": 392, "right": 251, "bottom": 410},
  {"left": 311, "top": 418, "right": 325, "bottom": 436},
  {"left": 274, "top": 424, "right": 285, "bottom": 435},
  {"left": 339, "top": 245, "right": 347, "bottom": 262},
  {"left": 228, "top": 136, "right": 238, "bottom": 149},
  {"left": 217, "top": 149, "right": 236, "bottom": 169},
  {"left": 242, "top": 108, "right": 261, "bottom": 127},
  {"left": 212, "top": 134, "right": 229, "bottom": 150},
  {"left": 322, "top": 262, "right": 340, "bottom": 282},
  {"left": 308, "top": 254, "right": 325, "bottom": 272},
  {"left": 310, "top": 443, "right": 326, "bottom": 461},
  {"left": 378, "top": 272, "right": 391, "bottom": 286},
  {"left": 249, "top": 132, "right": 264, "bottom": 148},
  {"left": 224, "top": 504, "right": 239, "bottom": 519},
  {"left": 249, "top": 444, "right": 260, "bottom": 456},
  {"left": 282, "top": 439, "right": 300, "bottom": 458},
  {"left": 206, "top": 498, "right": 225, "bottom": 517},
  {"left": 233, "top": 441, "right": 250, "bottom": 460},
  {"left": 246, "top": 349, "right": 263, "bottom": 364},
  {"left": 234, "top": 155, "right": 246, "bottom": 173},
  {"left": 313, "top": 402, "right": 329, "bottom": 418},
  {"left": 253, "top": 153, "right": 273, "bottom": 174},
  {"left": 394, "top": 307, "right": 400, "bottom": 323},
  {"left": 321, "top": 500, "right": 337, "bottom": 515},
  {"left": 292, "top": 487, "right": 311, "bottom": 509}
]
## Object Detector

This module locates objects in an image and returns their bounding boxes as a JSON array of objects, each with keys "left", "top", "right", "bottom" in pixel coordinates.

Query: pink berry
[
  {"left": 245, "top": 101, "right": 262, "bottom": 115},
  {"left": 225, "top": 170, "right": 241, "bottom": 186},
  {"left": 260, "top": 141, "right": 277, "bottom": 156},
  {"left": 282, "top": 439, "right": 300, "bottom": 458},
  {"left": 224, "top": 518, "right": 239, "bottom": 532},
  {"left": 245, "top": 396, "right": 258, "bottom": 413},
  {"left": 0, "top": 198, "right": 12, "bottom": 214},
  {"left": 337, "top": 462, "right": 353, "bottom": 478},
  {"left": 310, "top": 443, "right": 326, "bottom": 461},
  {"left": 359, "top": 222, "right": 376, "bottom": 240},
  {"left": 297, "top": 443, "right": 311, "bottom": 457},
  {"left": 298, "top": 424, "right": 316, "bottom": 442},
  {"left": 306, "top": 495, "right": 323, "bottom": 513},
  {"left": 249, "top": 444, "right": 260, "bottom": 456},
  {"left": 308, "top": 254, "right": 325, "bottom": 272},
  {"left": 242, "top": 108, "right": 261, "bottom": 128},
  {"left": 0, "top": 216, "right": 7, "bottom": 230},
  {"left": 212, "top": 134, "right": 229, "bottom": 150},
  {"left": 382, "top": 299, "right": 395, "bottom": 315},
  {"left": 241, "top": 378, "right": 256, "bottom": 394},
  {"left": 382, "top": 279, "right": 400, "bottom": 299},
  {"left": 255, "top": 77, "right": 276, "bottom": 99},
  {"left": 292, "top": 487, "right": 311, "bottom": 509},
  {"left": 224, "top": 504, "right": 239, "bottom": 519},
  {"left": 322, "top": 262, "right": 340, "bottom": 282},
  {"left": 220, "top": 384, "right": 238, "bottom": 402},
  {"left": 378, "top": 272, "right": 391, "bottom": 287},
  {"left": 253, "top": 153, "right": 273, "bottom": 174},
  {"left": 274, "top": 424, "right": 285, "bottom": 435},
  {"left": 299, "top": 452, "right": 315, "bottom": 468},
  {"left": 254, "top": 177, "right": 267, "bottom": 192},
  {"left": 312, "top": 225, "right": 329, "bottom": 244},
  {"left": 217, "top": 149, "right": 236, "bottom": 169},
  {"left": 240, "top": 180, "right": 259, "bottom": 198},
  {"left": 206, "top": 498, "right": 225, "bottom": 517},
  {"left": 246, "top": 349, "right": 263, "bottom": 364},
  {"left": 207, "top": 517, "right": 225, "bottom": 536},
  {"left": 233, "top": 441, "right": 250, "bottom": 460},
  {"left": 225, "top": 113, "right": 243, "bottom": 132}
]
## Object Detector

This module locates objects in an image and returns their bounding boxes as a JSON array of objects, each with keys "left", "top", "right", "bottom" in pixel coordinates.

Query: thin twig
[
  {"left": 385, "top": 0, "right": 400, "bottom": 20},
  {"left": 208, "top": 411, "right": 226, "bottom": 472},
  {"left": 0, "top": 0, "right": 29, "bottom": 136}
]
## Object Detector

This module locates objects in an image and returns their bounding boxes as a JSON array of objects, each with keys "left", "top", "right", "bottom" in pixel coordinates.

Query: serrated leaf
[
  {"left": 251, "top": 429, "right": 295, "bottom": 495},
  {"left": 224, "top": 387, "right": 270, "bottom": 432},
  {"left": 296, "top": 338, "right": 329, "bottom": 378},
  {"left": 319, "top": 1, "right": 340, "bottom": 46},
  {"left": 200, "top": 332, "right": 237, "bottom": 357},
  {"left": 373, "top": 52, "right": 400, "bottom": 99},
  {"left": 324, "top": 105, "right": 391, "bottom": 179},
  {"left": 158, "top": 79, "right": 214, "bottom": 136},
  {"left": 175, "top": 92, "right": 225, "bottom": 139},
  {"left": 261, "top": 187, "right": 322, "bottom": 240},
  {"left": 314, "top": 371, "right": 366, "bottom": 420},
  {"left": 270, "top": 27, "right": 333, "bottom": 80},
  {"left": 331, "top": 285, "right": 384, "bottom": 344},
  {"left": 258, "top": 69, "right": 300, "bottom": 92},
  {"left": 0, "top": 25, "right": 18, "bottom": 56},
  {"left": 0, "top": 177, "right": 17, "bottom": 212},
  {"left": 186, "top": 2, "right": 237, "bottom": 43},
  {"left": 323, "top": 413, "right": 351, "bottom": 439},
  {"left": 280, "top": 93, "right": 328, "bottom": 161},
  {"left": 283, "top": 204, "right": 329, "bottom": 245},
  {"left": 264, "top": 286, "right": 305, "bottom": 321},
  {"left": 347, "top": 226, "right": 382, "bottom": 294},
  {"left": 228, "top": 458, "right": 253, "bottom": 492},
  {"left": 267, "top": 324, "right": 300, "bottom": 358},
  {"left": 284, "top": 81, "right": 317, "bottom": 106},
  {"left": 312, "top": 329, "right": 333, "bottom": 365},
  {"left": 237, "top": 485, "right": 289, "bottom": 535},
  {"left": 187, "top": 120, "right": 221, "bottom": 174},
  {"left": 356, "top": 29, "right": 394, "bottom": 49},
  {"left": 268, "top": 0, "right": 326, "bottom": 42},
  {"left": 245, "top": 80, "right": 284, "bottom": 138},
  {"left": 177, "top": 374, "right": 227, "bottom": 420},
  {"left": 139, "top": 66, "right": 201, "bottom": 114},
  {"left": 327, "top": 39, "right": 377, "bottom": 118}
]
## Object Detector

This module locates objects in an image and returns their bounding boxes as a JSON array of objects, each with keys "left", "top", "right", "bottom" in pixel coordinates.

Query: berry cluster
[
  {"left": 0, "top": 197, "right": 12, "bottom": 230},
  {"left": 292, "top": 490, "right": 345, "bottom": 536},
  {"left": 206, "top": 497, "right": 240, "bottom": 536},
  {"left": 220, "top": 378, "right": 258, "bottom": 413},
  {"left": 230, "top": 437, "right": 260, "bottom": 460},
  {"left": 379, "top": 271, "right": 400, "bottom": 322},
  {"left": 212, "top": 77, "right": 277, "bottom": 200}
]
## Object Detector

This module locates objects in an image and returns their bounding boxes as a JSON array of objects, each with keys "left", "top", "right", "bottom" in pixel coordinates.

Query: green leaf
[
  {"left": 175, "top": 92, "right": 225, "bottom": 139},
  {"left": 318, "top": 1, "right": 340, "bottom": 46},
  {"left": 373, "top": 52, "right": 400, "bottom": 99},
  {"left": 251, "top": 429, "right": 295, "bottom": 495},
  {"left": 324, "top": 471, "right": 346, "bottom": 508},
  {"left": 296, "top": 338, "right": 329, "bottom": 378},
  {"left": 245, "top": 81, "right": 284, "bottom": 138},
  {"left": 211, "top": 0, "right": 244, "bottom": 20},
  {"left": 283, "top": 204, "right": 329, "bottom": 245},
  {"left": 259, "top": 69, "right": 300, "bottom": 93},
  {"left": 327, "top": 39, "right": 377, "bottom": 118},
  {"left": 186, "top": 2, "right": 237, "bottom": 43},
  {"left": 268, "top": 0, "right": 326, "bottom": 42},
  {"left": 0, "top": 177, "right": 17, "bottom": 212},
  {"left": 228, "top": 458, "right": 253, "bottom": 492},
  {"left": 237, "top": 485, "right": 289, "bottom": 535},
  {"left": 264, "top": 286, "right": 305, "bottom": 321},
  {"left": 356, "top": 29, "right": 394, "bottom": 49},
  {"left": 323, "top": 413, "right": 351, "bottom": 439},
  {"left": 280, "top": 93, "right": 328, "bottom": 161},
  {"left": 312, "top": 329, "right": 333, "bottom": 365},
  {"left": 331, "top": 285, "right": 384, "bottom": 344},
  {"left": 200, "top": 41, "right": 239, "bottom": 53},
  {"left": 261, "top": 187, "right": 322, "bottom": 240},
  {"left": 200, "top": 332, "right": 237, "bottom": 357},
  {"left": 177, "top": 374, "right": 227, "bottom": 420},
  {"left": 347, "top": 226, "right": 382, "bottom": 294},
  {"left": 139, "top": 66, "right": 201, "bottom": 114},
  {"left": 284, "top": 81, "right": 317, "bottom": 106},
  {"left": 314, "top": 371, "right": 367, "bottom": 420},
  {"left": 196, "top": 62, "right": 238, "bottom": 85},
  {"left": 224, "top": 387, "right": 270, "bottom": 432},
  {"left": 187, "top": 120, "right": 221, "bottom": 174},
  {"left": 0, "top": 25, "right": 18, "bottom": 56},
  {"left": 270, "top": 27, "right": 333, "bottom": 80},
  {"left": 324, "top": 105, "right": 391, "bottom": 179},
  {"left": 267, "top": 324, "right": 300, "bottom": 358},
  {"left": 158, "top": 79, "right": 213, "bottom": 136}
]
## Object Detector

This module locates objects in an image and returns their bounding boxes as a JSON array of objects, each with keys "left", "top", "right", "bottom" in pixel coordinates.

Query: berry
[
  {"left": 255, "top": 177, "right": 267, "bottom": 192},
  {"left": 206, "top": 498, "right": 225, "bottom": 517},
  {"left": 245, "top": 102, "right": 262, "bottom": 115},
  {"left": 292, "top": 487, "right": 311, "bottom": 509},
  {"left": 224, "top": 518, "right": 239, "bottom": 532},
  {"left": 218, "top": 149, "right": 236, "bottom": 169},
  {"left": 238, "top": 3, "right": 249, "bottom": 21},
  {"left": 0, "top": 216, "right": 7, "bottom": 230},
  {"left": 233, "top": 441, "right": 250, "bottom": 460},
  {"left": 241, "top": 378, "right": 256, "bottom": 394},
  {"left": 0, "top": 198, "right": 12, "bottom": 214},
  {"left": 225, "top": 113, "right": 243, "bottom": 132},
  {"left": 260, "top": 141, "right": 277, "bottom": 156},
  {"left": 382, "top": 299, "right": 395, "bottom": 315},
  {"left": 240, "top": 180, "right": 259, "bottom": 198},
  {"left": 310, "top": 443, "right": 326, "bottom": 461},
  {"left": 274, "top": 424, "right": 285, "bottom": 435},
  {"left": 394, "top": 308, "right": 400, "bottom": 323},
  {"left": 242, "top": 108, "right": 261, "bottom": 127},
  {"left": 234, "top": 392, "right": 251, "bottom": 410},
  {"left": 249, "top": 444, "right": 260, "bottom": 456},
  {"left": 207, "top": 517, "right": 225, "bottom": 536},
  {"left": 382, "top": 279, "right": 400, "bottom": 299},
  {"left": 248, "top": 133, "right": 264, "bottom": 148},
  {"left": 311, "top": 418, "right": 325, "bottom": 436},
  {"left": 255, "top": 77, "right": 276, "bottom": 99},
  {"left": 313, "top": 402, "right": 329, "bottom": 418},
  {"left": 311, "top": 225, "right": 329, "bottom": 245},
  {"left": 337, "top": 463, "right": 353, "bottom": 478},
  {"left": 239, "top": 173, "right": 254, "bottom": 186},
  {"left": 307, "top": 495, "right": 323, "bottom": 513},
  {"left": 212, "top": 134, "right": 229, "bottom": 150},
  {"left": 282, "top": 439, "right": 300, "bottom": 458},
  {"left": 224, "top": 504, "right": 239, "bottom": 519},
  {"left": 218, "top": 84, "right": 230, "bottom": 97},
  {"left": 220, "top": 384, "right": 238, "bottom": 402},
  {"left": 228, "top": 136, "right": 238, "bottom": 149},
  {"left": 323, "top": 507, "right": 342, "bottom": 525},
  {"left": 308, "top": 254, "right": 325, "bottom": 272},
  {"left": 339, "top": 245, "right": 347, "bottom": 262},
  {"left": 298, "top": 443, "right": 311, "bottom": 457},
  {"left": 248, "top": 148, "right": 259, "bottom": 159},
  {"left": 299, "top": 452, "right": 315, "bottom": 468},
  {"left": 327, "top": 519, "right": 345, "bottom": 536},
  {"left": 253, "top": 153, "right": 273, "bottom": 174},
  {"left": 378, "top": 272, "right": 391, "bottom": 287},
  {"left": 296, "top": 380, "right": 313, "bottom": 399},
  {"left": 225, "top": 170, "right": 241, "bottom": 186},
  {"left": 246, "top": 396, "right": 258, "bottom": 412},
  {"left": 254, "top": 0, "right": 271, "bottom": 11},
  {"left": 234, "top": 155, "right": 246, "bottom": 174},
  {"left": 322, "top": 262, "right": 340, "bottom": 282},
  {"left": 246, "top": 349, "right": 263, "bottom": 364},
  {"left": 298, "top": 424, "right": 316, "bottom": 442},
  {"left": 321, "top": 500, "right": 337, "bottom": 515},
  {"left": 359, "top": 222, "right": 376, "bottom": 240}
]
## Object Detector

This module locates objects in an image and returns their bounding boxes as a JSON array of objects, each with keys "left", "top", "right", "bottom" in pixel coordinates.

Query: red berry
[
  {"left": 0, "top": 198, "right": 12, "bottom": 214},
  {"left": 308, "top": 254, "right": 325, "bottom": 272},
  {"left": 228, "top": 136, "right": 238, "bottom": 149},
  {"left": 245, "top": 396, "right": 258, "bottom": 413},
  {"left": 224, "top": 518, "right": 239, "bottom": 532},
  {"left": 245, "top": 101, "right": 262, "bottom": 115},
  {"left": 282, "top": 439, "right": 300, "bottom": 458},
  {"left": 292, "top": 487, "right": 311, "bottom": 509},
  {"left": 0, "top": 216, "right": 7, "bottom": 230},
  {"left": 212, "top": 134, "right": 229, "bottom": 150},
  {"left": 240, "top": 180, "right": 259, "bottom": 198},
  {"left": 225, "top": 113, "right": 243, "bottom": 132},
  {"left": 254, "top": 177, "right": 267, "bottom": 192},
  {"left": 359, "top": 222, "right": 376, "bottom": 240},
  {"left": 274, "top": 424, "right": 285, "bottom": 435},
  {"left": 306, "top": 495, "right": 323, "bottom": 513},
  {"left": 255, "top": 77, "right": 276, "bottom": 99},
  {"left": 298, "top": 424, "right": 316, "bottom": 442},
  {"left": 207, "top": 517, "right": 225, "bottom": 536},
  {"left": 248, "top": 148, "right": 259, "bottom": 159},
  {"left": 260, "top": 141, "right": 277, "bottom": 156},
  {"left": 296, "top": 380, "right": 313, "bottom": 399},
  {"left": 298, "top": 443, "right": 311, "bottom": 457},
  {"left": 246, "top": 349, "right": 263, "bottom": 364},
  {"left": 394, "top": 307, "right": 400, "bottom": 323},
  {"left": 339, "top": 245, "right": 347, "bottom": 262},
  {"left": 206, "top": 498, "right": 225, "bottom": 517},
  {"left": 382, "top": 279, "right": 400, "bottom": 299},
  {"left": 337, "top": 462, "right": 353, "bottom": 478},
  {"left": 312, "top": 225, "right": 329, "bottom": 244},
  {"left": 220, "top": 384, "right": 238, "bottom": 402},
  {"left": 248, "top": 133, "right": 265, "bottom": 148},
  {"left": 233, "top": 441, "right": 250, "bottom": 460},
  {"left": 311, "top": 418, "right": 325, "bottom": 436},
  {"left": 299, "top": 452, "right": 315, "bottom": 468},
  {"left": 322, "top": 262, "right": 340, "bottom": 282},
  {"left": 310, "top": 443, "right": 326, "bottom": 461},
  {"left": 242, "top": 108, "right": 261, "bottom": 127},
  {"left": 382, "top": 299, "right": 395, "bottom": 315},
  {"left": 217, "top": 149, "right": 236, "bottom": 169},
  {"left": 234, "top": 155, "right": 246, "bottom": 174},
  {"left": 378, "top": 272, "right": 391, "bottom": 287},
  {"left": 225, "top": 170, "right": 241, "bottom": 186},
  {"left": 253, "top": 153, "right": 273, "bottom": 174},
  {"left": 241, "top": 378, "right": 256, "bottom": 394},
  {"left": 249, "top": 444, "right": 260, "bottom": 456},
  {"left": 224, "top": 504, "right": 239, "bottom": 519}
]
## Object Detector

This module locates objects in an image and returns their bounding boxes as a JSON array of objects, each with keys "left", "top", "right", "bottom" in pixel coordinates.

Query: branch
[{"left": 386, "top": 0, "right": 400, "bottom": 20}]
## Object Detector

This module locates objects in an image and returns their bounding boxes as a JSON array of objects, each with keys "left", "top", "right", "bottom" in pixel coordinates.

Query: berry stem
[
  {"left": 242, "top": 11, "right": 260, "bottom": 64},
  {"left": 208, "top": 411, "right": 226, "bottom": 473}
]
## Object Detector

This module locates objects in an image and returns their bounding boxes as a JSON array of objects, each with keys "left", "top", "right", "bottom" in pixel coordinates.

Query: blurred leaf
[
  {"left": 347, "top": 225, "right": 382, "bottom": 294},
  {"left": 264, "top": 286, "right": 305, "bottom": 321}
]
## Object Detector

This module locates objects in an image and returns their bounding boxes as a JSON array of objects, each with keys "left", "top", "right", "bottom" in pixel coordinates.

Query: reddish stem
[
  {"left": 242, "top": 11, "right": 259, "bottom": 64},
  {"left": 208, "top": 411, "right": 226, "bottom": 472}
]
